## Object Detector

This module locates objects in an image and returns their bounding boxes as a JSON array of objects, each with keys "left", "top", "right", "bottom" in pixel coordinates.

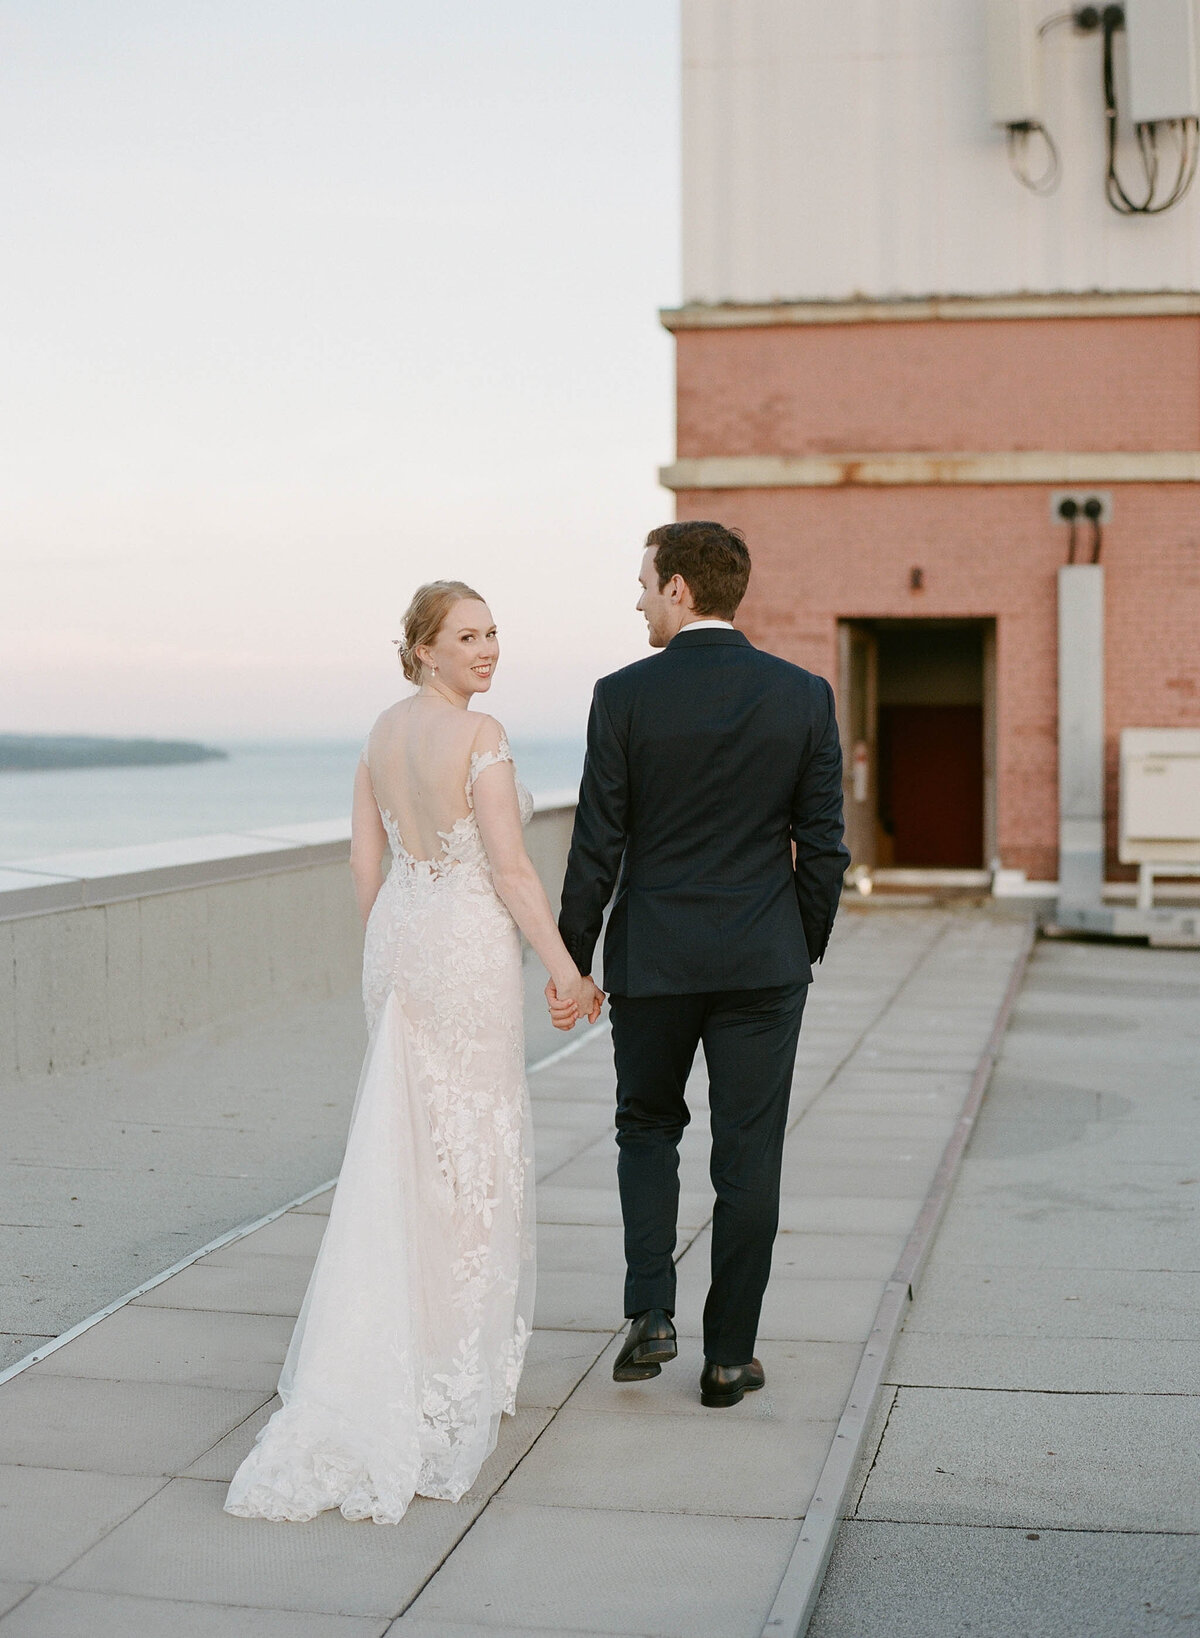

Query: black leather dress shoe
[
  {"left": 699, "top": 1357, "right": 765, "bottom": 1408},
  {"left": 612, "top": 1309, "right": 677, "bottom": 1381}
]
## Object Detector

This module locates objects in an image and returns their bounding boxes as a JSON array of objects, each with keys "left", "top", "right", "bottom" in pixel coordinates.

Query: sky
[{"left": 0, "top": 2, "right": 679, "bottom": 741}]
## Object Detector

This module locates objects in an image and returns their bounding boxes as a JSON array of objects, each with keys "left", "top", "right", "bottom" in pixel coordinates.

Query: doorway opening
[{"left": 837, "top": 619, "right": 996, "bottom": 873}]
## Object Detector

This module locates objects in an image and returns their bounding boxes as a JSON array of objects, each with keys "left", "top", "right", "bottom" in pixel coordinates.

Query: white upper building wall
[{"left": 682, "top": 0, "right": 1200, "bottom": 304}]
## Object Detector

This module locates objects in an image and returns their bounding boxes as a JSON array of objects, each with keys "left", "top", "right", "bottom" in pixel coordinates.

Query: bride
[{"left": 224, "top": 580, "right": 602, "bottom": 1524}]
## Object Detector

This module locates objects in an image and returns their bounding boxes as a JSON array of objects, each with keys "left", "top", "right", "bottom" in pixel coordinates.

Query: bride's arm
[
  {"left": 472, "top": 759, "right": 599, "bottom": 1020},
  {"left": 350, "top": 758, "right": 388, "bottom": 927}
]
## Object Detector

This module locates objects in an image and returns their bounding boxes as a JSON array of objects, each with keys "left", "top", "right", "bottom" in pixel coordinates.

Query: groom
[{"left": 552, "top": 521, "right": 850, "bottom": 1407}]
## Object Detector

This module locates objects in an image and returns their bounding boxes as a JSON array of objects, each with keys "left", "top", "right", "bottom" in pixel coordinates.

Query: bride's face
[{"left": 424, "top": 599, "right": 499, "bottom": 698}]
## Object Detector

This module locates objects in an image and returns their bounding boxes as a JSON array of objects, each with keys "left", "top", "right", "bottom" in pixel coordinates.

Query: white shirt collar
[{"left": 678, "top": 618, "right": 735, "bottom": 632}]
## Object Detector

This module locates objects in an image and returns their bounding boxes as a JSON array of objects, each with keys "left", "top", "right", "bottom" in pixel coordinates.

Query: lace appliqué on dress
[
  {"left": 468, "top": 734, "right": 513, "bottom": 788},
  {"left": 224, "top": 731, "right": 535, "bottom": 1525},
  {"left": 469, "top": 735, "right": 534, "bottom": 826}
]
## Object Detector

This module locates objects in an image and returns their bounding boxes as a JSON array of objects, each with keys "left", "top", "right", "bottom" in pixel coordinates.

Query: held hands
[{"left": 545, "top": 973, "right": 605, "bottom": 1032}]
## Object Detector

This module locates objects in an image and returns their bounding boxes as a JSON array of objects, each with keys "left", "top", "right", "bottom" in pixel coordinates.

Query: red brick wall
[
  {"left": 672, "top": 314, "right": 1200, "bottom": 880},
  {"left": 676, "top": 316, "right": 1200, "bottom": 457}
]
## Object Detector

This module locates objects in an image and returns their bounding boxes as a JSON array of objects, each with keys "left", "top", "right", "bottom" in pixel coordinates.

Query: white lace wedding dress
[{"left": 224, "top": 737, "right": 536, "bottom": 1524}]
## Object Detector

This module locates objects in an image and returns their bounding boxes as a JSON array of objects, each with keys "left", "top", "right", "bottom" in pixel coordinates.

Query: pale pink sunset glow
[{"left": 1, "top": 3, "right": 679, "bottom": 739}]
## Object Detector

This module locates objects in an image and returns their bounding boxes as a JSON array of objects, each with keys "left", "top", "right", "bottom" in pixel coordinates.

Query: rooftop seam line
[
  {"left": 761, "top": 916, "right": 1037, "bottom": 1638},
  {"left": 0, "top": 1025, "right": 611, "bottom": 1391},
  {"left": 391, "top": 1314, "right": 618, "bottom": 1622},
  {"left": 781, "top": 912, "right": 950, "bottom": 1147},
  {"left": 392, "top": 1209, "right": 726, "bottom": 1621},
  {"left": 0, "top": 1176, "right": 337, "bottom": 1389},
  {"left": 379, "top": 915, "right": 932, "bottom": 1617},
  {"left": 394, "top": 915, "right": 955, "bottom": 1618}
]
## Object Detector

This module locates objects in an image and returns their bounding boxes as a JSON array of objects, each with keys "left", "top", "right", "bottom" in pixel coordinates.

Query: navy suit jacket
[{"left": 558, "top": 627, "right": 850, "bottom": 997}]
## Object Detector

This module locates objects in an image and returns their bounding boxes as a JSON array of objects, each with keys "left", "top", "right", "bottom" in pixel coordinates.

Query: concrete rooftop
[{"left": 1, "top": 910, "right": 1196, "bottom": 1636}]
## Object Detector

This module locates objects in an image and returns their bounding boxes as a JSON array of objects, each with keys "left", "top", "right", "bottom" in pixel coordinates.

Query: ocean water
[{"left": 0, "top": 737, "right": 585, "bottom": 864}]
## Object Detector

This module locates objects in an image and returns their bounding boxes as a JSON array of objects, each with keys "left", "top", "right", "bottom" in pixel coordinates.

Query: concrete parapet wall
[
  {"left": 0, "top": 803, "right": 576, "bottom": 1080},
  {"left": 520, "top": 803, "right": 576, "bottom": 921}
]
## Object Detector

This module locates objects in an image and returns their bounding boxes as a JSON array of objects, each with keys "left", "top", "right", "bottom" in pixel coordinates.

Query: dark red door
[{"left": 878, "top": 704, "right": 984, "bottom": 868}]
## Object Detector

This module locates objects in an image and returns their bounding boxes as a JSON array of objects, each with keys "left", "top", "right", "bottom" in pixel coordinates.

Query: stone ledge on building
[
  {"left": 660, "top": 291, "right": 1200, "bottom": 329},
  {"left": 661, "top": 452, "right": 1200, "bottom": 490}
]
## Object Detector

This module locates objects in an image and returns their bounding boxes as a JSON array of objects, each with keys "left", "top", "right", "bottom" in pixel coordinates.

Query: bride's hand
[
  {"left": 545, "top": 973, "right": 604, "bottom": 1031},
  {"left": 545, "top": 976, "right": 579, "bottom": 1032},
  {"left": 553, "top": 974, "right": 605, "bottom": 1024}
]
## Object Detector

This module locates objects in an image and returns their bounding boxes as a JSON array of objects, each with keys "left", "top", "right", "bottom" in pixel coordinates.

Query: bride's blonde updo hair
[{"left": 396, "top": 580, "right": 486, "bottom": 684}]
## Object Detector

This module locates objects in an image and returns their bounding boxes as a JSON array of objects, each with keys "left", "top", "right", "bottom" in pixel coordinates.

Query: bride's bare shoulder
[{"left": 468, "top": 712, "right": 508, "bottom": 755}]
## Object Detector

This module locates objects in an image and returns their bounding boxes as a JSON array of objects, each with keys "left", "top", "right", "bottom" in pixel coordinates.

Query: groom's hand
[{"left": 580, "top": 976, "right": 605, "bottom": 1025}]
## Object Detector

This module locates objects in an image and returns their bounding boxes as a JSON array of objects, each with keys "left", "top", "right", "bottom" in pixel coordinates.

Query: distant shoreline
[{"left": 0, "top": 735, "right": 229, "bottom": 772}]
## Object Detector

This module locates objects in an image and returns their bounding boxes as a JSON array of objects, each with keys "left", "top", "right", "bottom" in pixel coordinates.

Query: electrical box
[
  {"left": 1119, "top": 728, "right": 1200, "bottom": 862},
  {"left": 1125, "top": 0, "right": 1200, "bottom": 123},
  {"left": 985, "top": 0, "right": 1041, "bottom": 125}
]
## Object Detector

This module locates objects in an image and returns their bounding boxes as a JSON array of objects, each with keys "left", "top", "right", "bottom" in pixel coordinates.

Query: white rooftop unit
[
  {"left": 1126, "top": 0, "right": 1200, "bottom": 124},
  {"left": 1119, "top": 728, "right": 1200, "bottom": 912},
  {"left": 1120, "top": 728, "right": 1200, "bottom": 863},
  {"left": 986, "top": 0, "right": 1042, "bottom": 127}
]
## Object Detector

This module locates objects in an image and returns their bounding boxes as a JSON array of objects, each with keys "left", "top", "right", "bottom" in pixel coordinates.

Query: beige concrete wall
[
  {"left": 1, "top": 804, "right": 576, "bottom": 1080},
  {"left": 522, "top": 804, "right": 577, "bottom": 920},
  {"left": 682, "top": 1, "right": 1200, "bottom": 304},
  {"left": 2, "top": 862, "right": 362, "bottom": 1079}
]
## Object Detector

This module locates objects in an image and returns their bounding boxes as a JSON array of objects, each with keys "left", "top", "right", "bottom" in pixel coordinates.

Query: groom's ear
[{"left": 668, "top": 573, "right": 694, "bottom": 611}]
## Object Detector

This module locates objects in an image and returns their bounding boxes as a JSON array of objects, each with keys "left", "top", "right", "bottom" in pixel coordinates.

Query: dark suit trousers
[{"left": 608, "top": 983, "right": 808, "bottom": 1366}]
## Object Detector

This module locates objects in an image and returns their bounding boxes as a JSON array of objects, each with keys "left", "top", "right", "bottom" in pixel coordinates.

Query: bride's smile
[{"left": 414, "top": 601, "right": 500, "bottom": 705}]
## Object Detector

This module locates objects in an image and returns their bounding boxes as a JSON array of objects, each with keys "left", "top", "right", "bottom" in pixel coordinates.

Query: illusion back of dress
[
  {"left": 223, "top": 700, "right": 535, "bottom": 1526},
  {"left": 365, "top": 698, "right": 491, "bottom": 863}
]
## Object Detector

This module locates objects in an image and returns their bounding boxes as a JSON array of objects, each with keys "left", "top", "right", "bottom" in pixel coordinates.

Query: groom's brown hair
[{"left": 646, "top": 520, "right": 751, "bottom": 621}]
